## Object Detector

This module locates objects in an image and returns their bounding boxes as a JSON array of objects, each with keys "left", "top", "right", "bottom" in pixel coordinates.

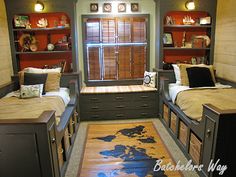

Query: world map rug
[{"left": 78, "top": 122, "right": 182, "bottom": 177}]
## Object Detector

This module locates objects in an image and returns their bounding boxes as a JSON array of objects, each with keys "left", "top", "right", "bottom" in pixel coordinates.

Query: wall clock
[
  {"left": 118, "top": 3, "right": 126, "bottom": 13},
  {"left": 103, "top": 3, "right": 112, "bottom": 13}
]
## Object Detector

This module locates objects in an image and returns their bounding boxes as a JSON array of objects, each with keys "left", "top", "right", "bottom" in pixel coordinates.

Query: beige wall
[
  {"left": 76, "top": 0, "right": 156, "bottom": 85},
  {"left": 0, "top": 0, "right": 13, "bottom": 86},
  {"left": 214, "top": 0, "right": 236, "bottom": 82}
]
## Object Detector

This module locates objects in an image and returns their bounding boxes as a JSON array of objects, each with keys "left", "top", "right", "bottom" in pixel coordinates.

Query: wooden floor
[{"left": 79, "top": 122, "right": 182, "bottom": 177}]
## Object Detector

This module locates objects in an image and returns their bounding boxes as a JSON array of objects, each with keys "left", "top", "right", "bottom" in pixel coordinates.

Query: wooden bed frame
[
  {"left": 0, "top": 73, "right": 80, "bottom": 177},
  {"left": 157, "top": 69, "right": 236, "bottom": 177}
]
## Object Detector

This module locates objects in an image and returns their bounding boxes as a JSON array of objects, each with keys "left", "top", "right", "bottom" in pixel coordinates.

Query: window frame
[{"left": 82, "top": 14, "right": 150, "bottom": 86}]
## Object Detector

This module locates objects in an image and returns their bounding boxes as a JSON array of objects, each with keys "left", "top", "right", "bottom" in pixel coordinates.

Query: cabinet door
[{"left": 0, "top": 134, "right": 41, "bottom": 177}]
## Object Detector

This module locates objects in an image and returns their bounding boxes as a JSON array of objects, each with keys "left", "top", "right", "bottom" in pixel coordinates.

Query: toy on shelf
[
  {"left": 37, "top": 18, "right": 48, "bottom": 28},
  {"left": 183, "top": 16, "right": 195, "bottom": 25}
]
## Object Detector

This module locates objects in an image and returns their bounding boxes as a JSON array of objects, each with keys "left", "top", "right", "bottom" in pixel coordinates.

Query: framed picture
[
  {"left": 90, "top": 3, "right": 98, "bottom": 12},
  {"left": 163, "top": 32, "right": 174, "bottom": 47},
  {"left": 118, "top": 3, "right": 126, "bottom": 13},
  {"left": 131, "top": 3, "right": 139, "bottom": 12},
  {"left": 103, "top": 3, "right": 112, "bottom": 13},
  {"left": 14, "top": 15, "right": 29, "bottom": 28}
]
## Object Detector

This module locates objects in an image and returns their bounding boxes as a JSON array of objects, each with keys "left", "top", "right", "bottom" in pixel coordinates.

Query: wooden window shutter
[
  {"left": 85, "top": 18, "right": 100, "bottom": 43},
  {"left": 87, "top": 47, "right": 101, "bottom": 80},
  {"left": 117, "top": 18, "right": 131, "bottom": 43},
  {"left": 132, "top": 17, "right": 146, "bottom": 43},
  {"left": 118, "top": 46, "right": 132, "bottom": 79},
  {"left": 103, "top": 47, "right": 117, "bottom": 80},
  {"left": 132, "top": 46, "right": 147, "bottom": 78},
  {"left": 102, "top": 18, "right": 116, "bottom": 43}
]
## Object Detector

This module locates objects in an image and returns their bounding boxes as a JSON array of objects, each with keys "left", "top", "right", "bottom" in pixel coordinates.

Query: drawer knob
[
  {"left": 116, "top": 105, "right": 125, "bottom": 108},
  {"left": 206, "top": 129, "right": 211, "bottom": 138},
  {"left": 91, "top": 106, "right": 99, "bottom": 110},
  {"left": 115, "top": 97, "right": 124, "bottom": 100},
  {"left": 90, "top": 98, "right": 98, "bottom": 101},
  {"left": 51, "top": 137, "right": 56, "bottom": 143},
  {"left": 116, "top": 114, "right": 124, "bottom": 117}
]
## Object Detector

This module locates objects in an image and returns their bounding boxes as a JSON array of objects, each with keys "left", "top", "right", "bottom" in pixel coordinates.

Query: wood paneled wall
[
  {"left": 0, "top": 0, "right": 13, "bottom": 86},
  {"left": 214, "top": 0, "right": 236, "bottom": 82}
]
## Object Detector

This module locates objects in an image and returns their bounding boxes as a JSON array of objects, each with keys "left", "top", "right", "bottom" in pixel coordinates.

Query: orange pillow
[{"left": 178, "top": 64, "right": 216, "bottom": 86}]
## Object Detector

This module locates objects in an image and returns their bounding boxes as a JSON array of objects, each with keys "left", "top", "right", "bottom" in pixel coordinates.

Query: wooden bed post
[{"left": 202, "top": 104, "right": 236, "bottom": 176}]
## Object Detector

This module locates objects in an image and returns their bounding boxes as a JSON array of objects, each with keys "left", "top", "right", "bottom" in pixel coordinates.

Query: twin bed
[
  {"left": 0, "top": 72, "right": 80, "bottom": 177},
  {"left": 158, "top": 65, "right": 236, "bottom": 177}
]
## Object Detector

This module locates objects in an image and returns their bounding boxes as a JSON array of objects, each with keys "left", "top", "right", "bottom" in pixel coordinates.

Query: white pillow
[
  {"left": 20, "top": 84, "right": 43, "bottom": 98},
  {"left": 172, "top": 64, "right": 181, "bottom": 84},
  {"left": 24, "top": 67, "right": 61, "bottom": 73},
  {"left": 143, "top": 71, "right": 156, "bottom": 88}
]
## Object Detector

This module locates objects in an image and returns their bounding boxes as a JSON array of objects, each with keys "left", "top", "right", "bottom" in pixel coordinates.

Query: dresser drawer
[
  {"left": 81, "top": 100, "right": 157, "bottom": 112},
  {"left": 189, "top": 133, "right": 202, "bottom": 164},
  {"left": 80, "top": 91, "right": 157, "bottom": 103},
  {"left": 81, "top": 109, "right": 157, "bottom": 120},
  {"left": 179, "top": 120, "right": 188, "bottom": 146}
]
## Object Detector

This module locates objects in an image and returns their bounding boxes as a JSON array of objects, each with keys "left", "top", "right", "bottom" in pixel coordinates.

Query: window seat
[
  {"left": 81, "top": 85, "right": 157, "bottom": 94},
  {"left": 80, "top": 85, "right": 158, "bottom": 121}
]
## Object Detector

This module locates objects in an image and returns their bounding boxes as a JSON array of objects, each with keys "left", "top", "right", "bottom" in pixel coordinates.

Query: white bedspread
[
  {"left": 5, "top": 87, "right": 70, "bottom": 106},
  {"left": 169, "top": 83, "right": 232, "bottom": 103}
]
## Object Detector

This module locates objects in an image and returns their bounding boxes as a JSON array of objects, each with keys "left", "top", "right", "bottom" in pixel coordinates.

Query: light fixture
[
  {"left": 185, "top": 0, "right": 195, "bottom": 10},
  {"left": 34, "top": 1, "right": 44, "bottom": 12}
]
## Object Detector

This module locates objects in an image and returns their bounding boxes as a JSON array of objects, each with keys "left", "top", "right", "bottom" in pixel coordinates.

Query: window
[{"left": 83, "top": 15, "right": 149, "bottom": 84}]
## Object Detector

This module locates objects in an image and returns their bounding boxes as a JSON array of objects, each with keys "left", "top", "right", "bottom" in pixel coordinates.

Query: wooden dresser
[{"left": 80, "top": 85, "right": 158, "bottom": 120}]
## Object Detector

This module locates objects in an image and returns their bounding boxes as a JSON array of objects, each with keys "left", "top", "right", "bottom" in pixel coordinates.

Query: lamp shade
[
  {"left": 34, "top": 1, "right": 44, "bottom": 12},
  {"left": 185, "top": 0, "right": 195, "bottom": 10}
]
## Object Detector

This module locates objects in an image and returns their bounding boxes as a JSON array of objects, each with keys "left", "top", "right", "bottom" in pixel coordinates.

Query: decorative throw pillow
[
  {"left": 172, "top": 64, "right": 181, "bottom": 84},
  {"left": 19, "top": 71, "right": 61, "bottom": 92},
  {"left": 178, "top": 64, "right": 216, "bottom": 86},
  {"left": 20, "top": 84, "right": 43, "bottom": 98},
  {"left": 186, "top": 67, "right": 215, "bottom": 88},
  {"left": 24, "top": 73, "right": 48, "bottom": 95},
  {"left": 45, "top": 72, "right": 61, "bottom": 92},
  {"left": 143, "top": 71, "right": 156, "bottom": 88}
]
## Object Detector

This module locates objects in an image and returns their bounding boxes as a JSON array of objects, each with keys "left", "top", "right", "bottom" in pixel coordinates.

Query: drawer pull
[
  {"left": 51, "top": 137, "right": 56, "bottom": 143},
  {"left": 141, "top": 104, "right": 148, "bottom": 107},
  {"left": 91, "top": 115, "right": 100, "bottom": 118},
  {"left": 90, "top": 98, "right": 98, "bottom": 101},
  {"left": 206, "top": 129, "right": 211, "bottom": 138},
  {"left": 141, "top": 95, "right": 149, "bottom": 98},
  {"left": 116, "top": 114, "right": 125, "bottom": 117},
  {"left": 141, "top": 113, "right": 148, "bottom": 116},
  {"left": 91, "top": 106, "right": 99, "bottom": 110},
  {"left": 115, "top": 105, "right": 125, "bottom": 108},
  {"left": 115, "top": 97, "right": 124, "bottom": 100}
]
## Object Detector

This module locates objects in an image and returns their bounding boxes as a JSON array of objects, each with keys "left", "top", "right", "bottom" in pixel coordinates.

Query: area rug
[{"left": 78, "top": 122, "right": 182, "bottom": 177}]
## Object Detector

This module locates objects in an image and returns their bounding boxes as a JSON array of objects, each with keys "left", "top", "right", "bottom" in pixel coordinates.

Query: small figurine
[
  {"left": 60, "top": 15, "right": 69, "bottom": 27},
  {"left": 183, "top": 16, "right": 195, "bottom": 25},
  {"left": 37, "top": 18, "right": 48, "bottom": 28}
]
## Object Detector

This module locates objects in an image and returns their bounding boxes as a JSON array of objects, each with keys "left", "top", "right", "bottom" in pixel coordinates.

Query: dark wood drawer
[
  {"left": 80, "top": 91, "right": 157, "bottom": 104},
  {"left": 81, "top": 109, "right": 157, "bottom": 120},
  {"left": 189, "top": 133, "right": 202, "bottom": 164},
  {"left": 80, "top": 100, "right": 157, "bottom": 112}
]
